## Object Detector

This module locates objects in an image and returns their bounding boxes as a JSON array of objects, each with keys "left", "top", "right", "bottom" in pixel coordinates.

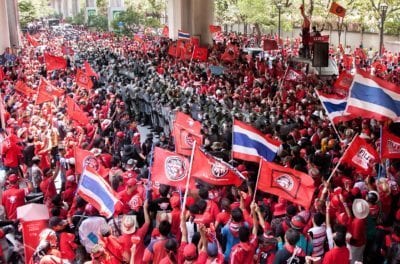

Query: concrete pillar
[
  {"left": 167, "top": 0, "right": 213, "bottom": 45},
  {"left": 71, "top": 0, "right": 79, "bottom": 17},
  {"left": 62, "top": 0, "right": 69, "bottom": 18},
  {"left": 6, "top": 0, "right": 20, "bottom": 48},
  {"left": 0, "top": 0, "right": 11, "bottom": 53},
  {"left": 56, "top": 0, "right": 62, "bottom": 15}
]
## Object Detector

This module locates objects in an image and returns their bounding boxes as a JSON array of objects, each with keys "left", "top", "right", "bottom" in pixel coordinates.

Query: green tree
[
  {"left": 72, "top": 10, "right": 85, "bottom": 26},
  {"left": 90, "top": 15, "right": 108, "bottom": 31},
  {"left": 19, "top": 0, "right": 37, "bottom": 28}
]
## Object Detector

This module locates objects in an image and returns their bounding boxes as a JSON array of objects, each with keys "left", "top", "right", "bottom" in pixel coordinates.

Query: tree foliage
[{"left": 18, "top": 0, "right": 37, "bottom": 28}]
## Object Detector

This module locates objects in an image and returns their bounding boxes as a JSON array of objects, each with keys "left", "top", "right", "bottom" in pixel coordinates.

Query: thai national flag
[
  {"left": 178, "top": 30, "right": 190, "bottom": 40},
  {"left": 232, "top": 120, "right": 280, "bottom": 163},
  {"left": 345, "top": 70, "right": 400, "bottom": 122},
  {"left": 315, "top": 90, "right": 353, "bottom": 124},
  {"left": 77, "top": 167, "right": 120, "bottom": 218}
]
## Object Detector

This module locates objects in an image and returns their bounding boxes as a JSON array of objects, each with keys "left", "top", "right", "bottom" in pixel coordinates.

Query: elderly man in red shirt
[{"left": 2, "top": 174, "right": 32, "bottom": 220}]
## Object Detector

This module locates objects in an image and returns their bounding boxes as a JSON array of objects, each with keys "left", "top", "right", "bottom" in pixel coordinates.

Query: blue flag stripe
[
  {"left": 233, "top": 131, "right": 277, "bottom": 161},
  {"left": 323, "top": 101, "right": 347, "bottom": 113},
  {"left": 81, "top": 174, "right": 115, "bottom": 212},
  {"left": 351, "top": 82, "right": 400, "bottom": 116}
]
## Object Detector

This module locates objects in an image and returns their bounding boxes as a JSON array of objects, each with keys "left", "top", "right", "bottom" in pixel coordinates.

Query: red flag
[
  {"left": 173, "top": 112, "right": 203, "bottom": 156},
  {"left": 381, "top": 128, "right": 400, "bottom": 159},
  {"left": 333, "top": 71, "right": 353, "bottom": 96},
  {"left": 343, "top": 55, "right": 353, "bottom": 69},
  {"left": 191, "top": 145, "right": 244, "bottom": 187},
  {"left": 168, "top": 44, "right": 180, "bottom": 57},
  {"left": 263, "top": 39, "right": 278, "bottom": 51},
  {"left": 14, "top": 80, "right": 36, "bottom": 97},
  {"left": 66, "top": 96, "right": 89, "bottom": 125},
  {"left": 26, "top": 33, "right": 39, "bottom": 47},
  {"left": 190, "top": 37, "right": 200, "bottom": 47},
  {"left": 354, "top": 48, "right": 367, "bottom": 60},
  {"left": 221, "top": 44, "right": 239, "bottom": 63},
  {"left": 151, "top": 147, "right": 194, "bottom": 188},
  {"left": 329, "top": 2, "right": 346, "bottom": 17},
  {"left": 44, "top": 53, "right": 67, "bottom": 72},
  {"left": 133, "top": 34, "right": 144, "bottom": 43},
  {"left": 35, "top": 77, "right": 64, "bottom": 105},
  {"left": 74, "top": 147, "right": 109, "bottom": 178},
  {"left": 209, "top": 25, "right": 222, "bottom": 33},
  {"left": 192, "top": 46, "right": 208, "bottom": 62},
  {"left": 285, "top": 68, "right": 305, "bottom": 82},
  {"left": 341, "top": 136, "right": 379, "bottom": 174},
  {"left": 0, "top": 68, "right": 5, "bottom": 81},
  {"left": 76, "top": 69, "right": 94, "bottom": 89},
  {"left": 162, "top": 25, "right": 169, "bottom": 37},
  {"left": 258, "top": 159, "right": 315, "bottom": 209},
  {"left": 84, "top": 61, "right": 99, "bottom": 79}
]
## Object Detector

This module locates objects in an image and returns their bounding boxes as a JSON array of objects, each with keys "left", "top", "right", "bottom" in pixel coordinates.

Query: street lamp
[
  {"left": 277, "top": 3, "right": 282, "bottom": 45},
  {"left": 379, "top": 2, "right": 388, "bottom": 56}
]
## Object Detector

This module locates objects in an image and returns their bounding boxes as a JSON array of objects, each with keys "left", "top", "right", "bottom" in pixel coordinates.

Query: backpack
[{"left": 387, "top": 237, "right": 400, "bottom": 264}]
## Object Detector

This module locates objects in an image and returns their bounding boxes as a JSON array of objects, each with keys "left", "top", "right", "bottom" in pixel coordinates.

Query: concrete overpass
[{"left": 0, "top": 0, "right": 214, "bottom": 53}]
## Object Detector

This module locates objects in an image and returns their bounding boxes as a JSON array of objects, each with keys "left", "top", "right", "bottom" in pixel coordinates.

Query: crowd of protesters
[{"left": 0, "top": 23, "right": 399, "bottom": 264}]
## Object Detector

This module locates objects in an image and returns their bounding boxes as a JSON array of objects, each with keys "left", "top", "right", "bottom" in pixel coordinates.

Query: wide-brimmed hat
[
  {"left": 352, "top": 199, "right": 370, "bottom": 219},
  {"left": 121, "top": 215, "right": 138, "bottom": 235}
]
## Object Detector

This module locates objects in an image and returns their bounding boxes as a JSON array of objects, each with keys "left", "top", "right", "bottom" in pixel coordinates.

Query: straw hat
[
  {"left": 352, "top": 199, "right": 370, "bottom": 219},
  {"left": 121, "top": 215, "right": 138, "bottom": 235}
]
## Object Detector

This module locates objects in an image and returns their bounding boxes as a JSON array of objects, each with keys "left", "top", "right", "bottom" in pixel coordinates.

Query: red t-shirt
[
  {"left": 229, "top": 235, "right": 258, "bottom": 264},
  {"left": 197, "top": 251, "right": 225, "bottom": 264},
  {"left": 143, "top": 237, "right": 168, "bottom": 263},
  {"left": 117, "top": 190, "right": 135, "bottom": 214},
  {"left": 59, "top": 232, "right": 78, "bottom": 260},
  {"left": 350, "top": 217, "right": 366, "bottom": 247},
  {"left": 322, "top": 246, "right": 350, "bottom": 264},
  {"left": 118, "top": 222, "right": 149, "bottom": 264},
  {"left": 40, "top": 177, "right": 57, "bottom": 201},
  {"left": 2, "top": 186, "right": 28, "bottom": 220},
  {"left": 216, "top": 211, "right": 231, "bottom": 226}
]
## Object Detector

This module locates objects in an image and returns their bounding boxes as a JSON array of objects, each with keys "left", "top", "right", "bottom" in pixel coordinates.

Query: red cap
[
  {"left": 183, "top": 243, "right": 197, "bottom": 258},
  {"left": 337, "top": 212, "right": 349, "bottom": 225}
]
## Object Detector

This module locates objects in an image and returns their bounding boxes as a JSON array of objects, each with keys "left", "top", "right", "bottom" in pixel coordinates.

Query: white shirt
[{"left": 79, "top": 216, "right": 107, "bottom": 253}]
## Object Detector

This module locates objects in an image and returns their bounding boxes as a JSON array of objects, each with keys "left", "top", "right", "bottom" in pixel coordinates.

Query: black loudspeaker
[{"left": 312, "top": 42, "right": 329, "bottom": 67}]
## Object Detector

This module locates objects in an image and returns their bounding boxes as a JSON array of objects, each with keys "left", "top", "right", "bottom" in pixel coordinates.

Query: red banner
[
  {"left": 263, "top": 39, "right": 279, "bottom": 51},
  {"left": 26, "top": 33, "right": 39, "bottom": 47},
  {"left": 191, "top": 145, "right": 243, "bottom": 187},
  {"left": 382, "top": 128, "right": 400, "bottom": 159},
  {"left": 66, "top": 96, "right": 89, "bottom": 125},
  {"left": 209, "top": 25, "right": 222, "bottom": 33},
  {"left": 310, "top": 35, "right": 329, "bottom": 44},
  {"left": 74, "top": 147, "right": 109, "bottom": 178},
  {"left": 333, "top": 71, "right": 353, "bottom": 96},
  {"left": 342, "top": 136, "right": 379, "bottom": 174},
  {"left": 221, "top": 44, "right": 239, "bottom": 63},
  {"left": 329, "top": 2, "right": 346, "bottom": 17},
  {"left": 151, "top": 147, "right": 194, "bottom": 188},
  {"left": 14, "top": 80, "right": 36, "bottom": 97},
  {"left": 258, "top": 159, "right": 315, "bottom": 209},
  {"left": 76, "top": 69, "right": 94, "bottom": 89},
  {"left": 44, "top": 53, "right": 67, "bottom": 72},
  {"left": 173, "top": 112, "right": 203, "bottom": 156},
  {"left": 192, "top": 46, "right": 208, "bottom": 62},
  {"left": 84, "top": 61, "right": 99, "bottom": 79},
  {"left": 35, "top": 77, "right": 64, "bottom": 105}
]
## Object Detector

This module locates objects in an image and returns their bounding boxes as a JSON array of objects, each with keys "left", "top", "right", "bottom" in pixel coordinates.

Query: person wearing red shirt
[
  {"left": 322, "top": 231, "right": 350, "bottom": 264},
  {"left": 49, "top": 216, "right": 78, "bottom": 262},
  {"left": 118, "top": 200, "right": 150, "bottom": 263},
  {"left": 143, "top": 220, "right": 172, "bottom": 263},
  {"left": 117, "top": 178, "right": 140, "bottom": 214},
  {"left": 1, "top": 134, "right": 22, "bottom": 169},
  {"left": 40, "top": 167, "right": 58, "bottom": 206},
  {"left": 99, "top": 225, "right": 124, "bottom": 264},
  {"left": 2, "top": 174, "right": 32, "bottom": 220},
  {"left": 229, "top": 202, "right": 259, "bottom": 264}
]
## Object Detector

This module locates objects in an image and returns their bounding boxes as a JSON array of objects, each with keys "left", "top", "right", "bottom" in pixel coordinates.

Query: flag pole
[
  {"left": 327, "top": 133, "right": 358, "bottom": 183},
  {"left": 253, "top": 159, "right": 263, "bottom": 202},
  {"left": 378, "top": 124, "right": 383, "bottom": 178},
  {"left": 146, "top": 143, "right": 155, "bottom": 200},
  {"left": 181, "top": 140, "right": 195, "bottom": 218}
]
